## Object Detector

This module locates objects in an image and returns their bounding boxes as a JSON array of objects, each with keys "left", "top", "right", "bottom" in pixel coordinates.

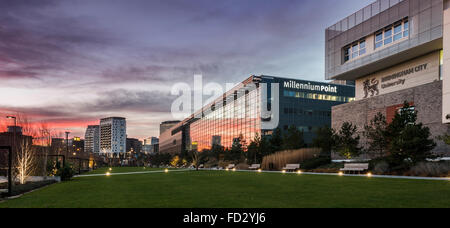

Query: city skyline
[{"left": 0, "top": 0, "right": 373, "bottom": 139}]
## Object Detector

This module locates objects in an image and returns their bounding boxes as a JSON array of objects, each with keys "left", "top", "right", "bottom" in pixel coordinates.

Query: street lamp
[
  {"left": 65, "top": 131, "right": 70, "bottom": 157},
  {"left": 5, "top": 116, "right": 16, "bottom": 196}
]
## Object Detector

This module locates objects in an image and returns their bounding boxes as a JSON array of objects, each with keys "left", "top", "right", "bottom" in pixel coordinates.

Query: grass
[{"left": 0, "top": 167, "right": 449, "bottom": 208}]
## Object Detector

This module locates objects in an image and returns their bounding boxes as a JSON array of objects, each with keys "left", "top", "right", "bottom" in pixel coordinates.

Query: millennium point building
[
  {"left": 326, "top": 0, "right": 450, "bottom": 158},
  {"left": 160, "top": 75, "right": 355, "bottom": 154},
  {"left": 100, "top": 117, "right": 126, "bottom": 155}
]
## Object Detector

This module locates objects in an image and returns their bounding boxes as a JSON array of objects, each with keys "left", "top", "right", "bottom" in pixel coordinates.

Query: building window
[
  {"left": 344, "top": 40, "right": 366, "bottom": 63},
  {"left": 375, "top": 19, "right": 409, "bottom": 50}
]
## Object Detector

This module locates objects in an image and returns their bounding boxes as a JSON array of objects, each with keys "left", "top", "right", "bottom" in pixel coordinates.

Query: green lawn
[{"left": 1, "top": 168, "right": 449, "bottom": 208}]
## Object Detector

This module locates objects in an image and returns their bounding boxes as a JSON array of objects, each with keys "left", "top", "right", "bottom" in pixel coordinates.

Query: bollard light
[
  {"left": 165, "top": 168, "right": 169, "bottom": 173},
  {"left": 297, "top": 170, "right": 302, "bottom": 174},
  {"left": 338, "top": 172, "right": 344, "bottom": 176},
  {"left": 257, "top": 169, "right": 262, "bottom": 173},
  {"left": 106, "top": 172, "right": 111, "bottom": 176},
  {"left": 367, "top": 172, "right": 372, "bottom": 177}
]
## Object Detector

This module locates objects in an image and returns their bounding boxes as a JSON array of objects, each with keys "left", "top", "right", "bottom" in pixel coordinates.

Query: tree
[
  {"left": 191, "top": 150, "right": 200, "bottom": 171},
  {"left": 225, "top": 134, "right": 245, "bottom": 162},
  {"left": 363, "top": 112, "right": 388, "bottom": 157},
  {"left": 269, "top": 128, "right": 283, "bottom": 153},
  {"left": 246, "top": 134, "right": 270, "bottom": 164},
  {"left": 390, "top": 123, "right": 436, "bottom": 164},
  {"left": 16, "top": 136, "right": 36, "bottom": 184},
  {"left": 334, "top": 122, "right": 361, "bottom": 159},
  {"left": 170, "top": 155, "right": 180, "bottom": 167},
  {"left": 282, "top": 125, "right": 305, "bottom": 150},
  {"left": 438, "top": 134, "right": 450, "bottom": 145},
  {"left": 312, "top": 126, "right": 336, "bottom": 157}
]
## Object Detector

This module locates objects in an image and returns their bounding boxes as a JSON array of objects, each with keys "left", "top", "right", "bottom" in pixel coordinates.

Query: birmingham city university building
[
  {"left": 327, "top": 0, "right": 450, "bottom": 158},
  {"left": 160, "top": 76, "right": 355, "bottom": 154}
]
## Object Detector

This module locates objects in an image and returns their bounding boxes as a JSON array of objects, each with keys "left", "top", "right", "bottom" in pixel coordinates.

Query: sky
[{"left": 0, "top": 0, "right": 374, "bottom": 140}]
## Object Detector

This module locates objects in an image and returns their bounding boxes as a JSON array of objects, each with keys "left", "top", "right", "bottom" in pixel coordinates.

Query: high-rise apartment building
[
  {"left": 84, "top": 125, "right": 100, "bottom": 154},
  {"left": 100, "top": 117, "right": 126, "bottom": 155}
]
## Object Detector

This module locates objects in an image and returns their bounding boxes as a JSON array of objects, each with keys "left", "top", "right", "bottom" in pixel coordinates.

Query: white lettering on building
[{"left": 283, "top": 81, "right": 338, "bottom": 93}]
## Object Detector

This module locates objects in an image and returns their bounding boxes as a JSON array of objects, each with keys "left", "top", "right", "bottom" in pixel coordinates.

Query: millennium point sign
[{"left": 283, "top": 80, "right": 338, "bottom": 93}]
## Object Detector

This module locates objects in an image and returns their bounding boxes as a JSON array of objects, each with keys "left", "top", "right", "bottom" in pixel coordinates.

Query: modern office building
[
  {"left": 84, "top": 125, "right": 100, "bottom": 154},
  {"left": 326, "top": 0, "right": 450, "bottom": 158},
  {"left": 160, "top": 121, "right": 181, "bottom": 135},
  {"left": 142, "top": 137, "right": 159, "bottom": 154},
  {"left": 100, "top": 117, "right": 126, "bottom": 155},
  {"left": 159, "top": 75, "right": 355, "bottom": 154}
]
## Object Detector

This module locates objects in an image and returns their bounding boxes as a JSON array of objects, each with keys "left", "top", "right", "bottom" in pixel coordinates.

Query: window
[
  {"left": 375, "top": 19, "right": 409, "bottom": 49},
  {"left": 344, "top": 39, "right": 366, "bottom": 63}
]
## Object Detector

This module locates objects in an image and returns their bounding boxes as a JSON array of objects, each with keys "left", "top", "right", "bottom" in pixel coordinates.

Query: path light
[
  {"left": 257, "top": 169, "right": 262, "bottom": 173},
  {"left": 165, "top": 168, "right": 169, "bottom": 173},
  {"left": 338, "top": 172, "right": 344, "bottom": 176},
  {"left": 109, "top": 168, "right": 112, "bottom": 171},
  {"left": 226, "top": 168, "right": 229, "bottom": 171},
  {"left": 232, "top": 168, "right": 236, "bottom": 172},
  {"left": 282, "top": 170, "right": 286, "bottom": 174},
  {"left": 106, "top": 172, "right": 111, "bottom": 176},
  {"left": 367, "top": 172, "right": 372, "bottom": 178},
  {"left": 297, "top": 170, "right": 302, "bottom": 175}
]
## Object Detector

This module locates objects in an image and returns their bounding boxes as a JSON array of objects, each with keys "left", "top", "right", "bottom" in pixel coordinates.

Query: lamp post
[
  {"left": 65, "top": 131, "right": 70, "bottom": 158},
  {"left": 6, "top": 116, "right": 16, "bottom": 195}
]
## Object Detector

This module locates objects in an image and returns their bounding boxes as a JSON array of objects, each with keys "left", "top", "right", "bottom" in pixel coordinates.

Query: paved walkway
[
  {"left": 74, "top": 169, "right": 191, "bottom": 178},
  {"left": 75, "top": 168, "right": 450, "bottom": 181}
]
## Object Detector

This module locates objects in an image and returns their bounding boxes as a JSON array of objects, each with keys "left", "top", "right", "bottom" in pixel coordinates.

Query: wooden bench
[
  {"left": 226, "top": 164, "right": 235, "bottom": 170},
  {"left": 282, "top": 164, "right": 300, "bottom": 172},
  {"left": 248, "top": 164, "right": 261, "bottom": 170},
  {"left": 340, "top": 163, "right": 369, "bottom": 174}
]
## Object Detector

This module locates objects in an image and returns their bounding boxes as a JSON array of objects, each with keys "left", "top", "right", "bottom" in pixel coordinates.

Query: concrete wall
[
  {"left": 443, "top": 0, "right": 450, "bottom": 123},
  {"left": 332, "top": 80, "right": 450, "bottom": 159},
  {"left": 326, "top": 0, "right": 444, "bottom": 80}
]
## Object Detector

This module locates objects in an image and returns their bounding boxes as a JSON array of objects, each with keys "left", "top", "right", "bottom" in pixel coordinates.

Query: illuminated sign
[{"left": 283, "top": 80, "right": 338, "bottom": 93}]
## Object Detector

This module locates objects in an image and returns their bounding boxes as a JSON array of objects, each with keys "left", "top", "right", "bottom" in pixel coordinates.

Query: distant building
[
  {"left": 69, "top": 137, "right": 85, "bottom": 155},
  {"left": 100, "top": 117, "right": 126, "bottom": 155},
  {"left": 143, "top": 137, "right": 159, "bottom": 154},
  {"left": 84, "top": 125, "right": 100, "bottom": 154},
  {"left": 160, "top": 121, "right": 181, "bottom": 135},
  {"left": 7, "top": 126, "right": 22, "bottom": 134},
  {"left": 126, "top": 138, "right": 142, "bottom": 154}
]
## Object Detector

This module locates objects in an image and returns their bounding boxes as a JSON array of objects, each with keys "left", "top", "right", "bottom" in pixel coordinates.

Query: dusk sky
[{"left": 0, "top": 0, "right": 374, "bottom": 140}]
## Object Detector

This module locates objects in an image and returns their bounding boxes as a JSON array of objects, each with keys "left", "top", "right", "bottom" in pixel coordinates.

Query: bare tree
[{"left": 16, "top": 136, "right": 36, "bottom": 184}]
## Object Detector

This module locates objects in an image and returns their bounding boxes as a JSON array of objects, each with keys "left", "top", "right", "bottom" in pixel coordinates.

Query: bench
[
  {"left": 282, "top": 164, "right": 300, "bottom": 172},
  {"left": 226, "top": 164, "right": 235, "bottom": 170},
  {"left": 340, "top": 163, "right": 369, "bottom": 174},
  {"left": 248, "top": 164, "right": 261, "bottom": 170}
]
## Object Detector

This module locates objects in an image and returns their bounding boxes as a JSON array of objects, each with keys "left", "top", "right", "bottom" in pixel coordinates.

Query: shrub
[
  {"left": 262, "top": 148, "right": 321, "bottom": 170},
  {"left": 56, "top": 164, "right": 75, "bottom": 181},
  {"left": 301, "top": 156, "right": 331, "bottom": 170},
  {"left": 373, "top": 161, "right": 390, "bottom": 175},
  {"left": 408, "top": 162, "right": 450, "bottom": 177}
]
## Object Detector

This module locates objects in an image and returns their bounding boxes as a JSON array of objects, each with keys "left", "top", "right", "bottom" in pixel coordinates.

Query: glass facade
[
  {"left": 189, "top": 83, "right": 261, "bottom": 152},
  {"left": 185, "top": 76, "right": 356, "bottom": 152}
]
